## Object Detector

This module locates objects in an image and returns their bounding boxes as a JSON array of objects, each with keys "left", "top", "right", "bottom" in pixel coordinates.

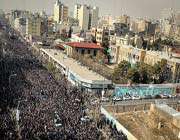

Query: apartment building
[
  {"left": 26, "top": 15, "right": 41, "bottom": 36},
  {"left": 74, "top": 4, "right": 99, "bottom": 30},
  {"left": 53, "top": 0, "right": 68, "bottom": 23}
]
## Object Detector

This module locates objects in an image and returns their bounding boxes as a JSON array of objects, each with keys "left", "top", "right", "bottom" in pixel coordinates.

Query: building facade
[
  {"left": 38, "top": 47, "right": 112, "bottom": 93},
  {"left": 14, "top": 17, "right": 26, "bottom": 35},
  {"left": 111, "top": 35, "right": 180, "bottom": 83},
  {"left": 95, "top": 27, "right": 109, "bottom": 44},
  {"left": 74, "top": 4, "right": 99, "bottom": 30},
  {"left": 53, "top": 0, "right": 68, "bottom": 23},
  {"left": 63, "top": 42, "right": 102, "bottom": 57},
  {"left": 116, "top": 44, "right": 180, "bottom": 82},
  {"left": 26, "top": 16, "right": 41, "bottom": 36},
  {"left": 115, "top": 15, "right": 130, "bottom": 26},
  {"left": 89, "top": 7, "right": 99, "bottom": 28}
]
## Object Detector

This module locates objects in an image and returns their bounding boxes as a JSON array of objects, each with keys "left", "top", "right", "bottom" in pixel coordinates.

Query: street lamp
[
  {"left": 99, "top": 59, "right": 105, "bottom": 98},
  {"left": 16, "top": 99, "right": 27, "bottom": 139}
]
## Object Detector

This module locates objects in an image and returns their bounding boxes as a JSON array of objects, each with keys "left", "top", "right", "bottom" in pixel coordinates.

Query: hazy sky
[{"left": 0, "top": 0, "right": 180, "bottom": 18}]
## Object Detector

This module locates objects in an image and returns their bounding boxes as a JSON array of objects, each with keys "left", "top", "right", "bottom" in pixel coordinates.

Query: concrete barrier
[{"left": 101, "top": 107, "right": 138, "bottom": 140}]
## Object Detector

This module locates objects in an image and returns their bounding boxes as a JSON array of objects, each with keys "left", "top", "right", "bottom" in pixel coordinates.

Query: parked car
[
  {"left": 123, "top": 95, "right": 131, "bottom": 100},
  {"left": 113, "top": 96, "right": 123, "bottom": 101},
  {"left": 131, "top": 94, "right": 141, "bottom": 100},
  {"left": 160, "top": 93, "right": 169, "bottom": 99},
  {"left": 143, "top": 95, "right": 153, "bottom": 99},
  {"left": 168, "top": 94, "right": 176, "bottom": 98},
  {"left": 101, "top": 97, "right": 109, "bottom": 102},
  {"left": 154, "top": 94, "right": 161, "bottom": 99}
]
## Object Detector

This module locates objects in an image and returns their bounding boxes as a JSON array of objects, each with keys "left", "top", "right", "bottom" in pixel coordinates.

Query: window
[
  {"left": 81, "top": 49, "right": 85, "bottom": 55},
  {"left": 88, "top": 50, "right": 91, "bottom": 54},
  {"left": 93, "top": 50, "right": 97, "bottom": 56}
]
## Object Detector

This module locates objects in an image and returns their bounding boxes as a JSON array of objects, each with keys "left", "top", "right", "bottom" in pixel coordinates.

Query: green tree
[
  {"left": 46, "top": 62, "right": 56, "bottom": 74},
  {"left": 152, "top": 59, "right": 170, "bottom": 83},
  {"left": 102, "top": 38, "right": 110, "bottom": 62},
  {"left": 136, "top": 62, "right": 154, "bottom": 84},
  {"left": 112, "top": 60, "right": 131, "bottom": 83},
  {"left": 126, "top": 68, "right": 140, "bottom": 84}
]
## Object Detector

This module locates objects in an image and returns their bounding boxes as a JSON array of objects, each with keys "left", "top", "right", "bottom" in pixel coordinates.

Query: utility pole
[
  {"left": 100, "top": 59, "right": 105, "bottom": 98},
  {"left": 16, "top": 99, "right": 27, "bottom": 139}
]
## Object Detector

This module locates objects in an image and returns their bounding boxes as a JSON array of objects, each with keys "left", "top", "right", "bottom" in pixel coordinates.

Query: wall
[
  {"left": 104, "top": 103, "right": 180, "bottom": 113},
  {"left": 101, "top": 107, "right": 137, "bottom": 140}
]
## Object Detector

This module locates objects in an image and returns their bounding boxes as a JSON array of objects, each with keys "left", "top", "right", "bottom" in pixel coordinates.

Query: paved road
[{"left": 102, "top": 98, "right": 180, "bottom": 106}]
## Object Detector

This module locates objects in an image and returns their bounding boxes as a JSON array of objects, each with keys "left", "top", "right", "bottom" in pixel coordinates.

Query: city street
[{"left": 102, "top": 98, "right": 180, "bottom": 106}]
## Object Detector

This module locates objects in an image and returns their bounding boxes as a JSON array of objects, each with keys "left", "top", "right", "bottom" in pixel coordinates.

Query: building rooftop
[
  {"left": 65, "top": 42, "right": 102, "bottom": 49},
  {"left": 155, "top": 104, "right": 180, "bottom": 117},
  {"left": 40, "top": 48, "right": 111, "bottom": 84}
]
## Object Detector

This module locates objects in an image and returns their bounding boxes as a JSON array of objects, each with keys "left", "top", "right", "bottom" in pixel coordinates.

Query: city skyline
[{"left": 0, "top": 0, "right": 180, "bottom": 18}]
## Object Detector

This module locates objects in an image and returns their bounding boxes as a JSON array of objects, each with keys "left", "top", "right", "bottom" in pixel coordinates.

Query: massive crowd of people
[
  {"left": 0, "top": 19, "right": 128, "bottom": 140},
  {"left": 97, "top": 115, "right": 128, "bottom": 140}
]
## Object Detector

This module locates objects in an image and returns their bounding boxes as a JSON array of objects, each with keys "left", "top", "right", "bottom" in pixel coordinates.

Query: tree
[
  {"left": 136, "top": 62, "right": 154, "bottom": 84},
  {"left": 152, "top": 59, "right": 170, "bottom": 83},
  {"left": 101, "top": 38, "right": 111, "bottom": 63},
  {"left": 126, "top": 68, "right": 140, "bottom": 84},
  {"left": 46, "top": 62, "right": 56, "bottom": 73},
  {"left": 161, "top": 39, "right": 173, "bottom": 46},
  {"left": 112, "top": 60, "right": 131, "bottom": 83}
]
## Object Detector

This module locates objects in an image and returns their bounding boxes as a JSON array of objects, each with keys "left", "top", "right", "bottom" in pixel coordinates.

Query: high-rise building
[
  {"left": 39, "top": 13, "right": 48, "bottom": 36},
  {"left": 14, "top": 17, "right": 27, "bottom": 35},
  {"left": 74, "top": 4, "right": 89, "bottom": 30},
  {"left": 89, "top": 7, "right": 99, "bottom": 28},
  {"left": 74, "top": 4, "right": 99, "bottom": 30},
  {"left": 9, "top": 10, "right": 30, "bottom": 27},
  {"left": 175, "top": 12, "right": 180, "bottom": 26},
  {"left": 26, "top": 15, "right": 41, "bottom": 36},
  {"left": 74, "top": 4, "right": 81, "bottom": 20},
  {"left": 115, "top": 15, "right": 130, "bottom": 26},
  {"left": 53, "top": 0, "right": 68, "bottom": 23},
  {"left": 98, "top": 15, "right": 114, "bottom": 28}
]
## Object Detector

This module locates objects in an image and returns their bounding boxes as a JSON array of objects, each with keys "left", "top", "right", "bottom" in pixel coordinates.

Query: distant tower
[
  {"left": 53, "top": 0, "right": 68, "bottom": 23},
  {"left": 74, "top": 4, "right": 99, "bottom": 30},
  {"left": 74, "top": 4, "right": 89, "bottom": 30},
  {"left": 89, "top": 6, "right": 99, "bottom": 28}
]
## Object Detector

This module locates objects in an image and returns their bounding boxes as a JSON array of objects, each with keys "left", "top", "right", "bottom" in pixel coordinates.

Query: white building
[
  {"left": 74, "top": 4, "right": 81, "bottom": 20},
  {"left": 39, "top": 48, "right": 112, "bottom": 93},
  {"left": 53, "top": 0, "right": 68, "bottom": 23},
  {"left": 14, "top": 17, "right": 26, "bottom": 35},
  {"left": 26, "top": 16, "right": 41, "bottom": 36},
  {"left": 74, "top": 4, "right": 99, "bottom": 30},
  {"left": 74, "top": 4, "right": 89, "bottom": 30}
]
